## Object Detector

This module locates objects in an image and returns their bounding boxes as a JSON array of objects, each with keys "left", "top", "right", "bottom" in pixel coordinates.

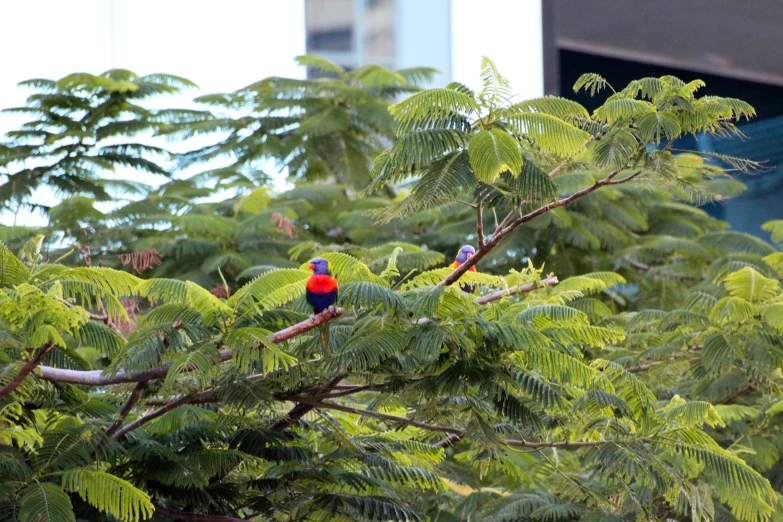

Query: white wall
[
  {"left": 451, "top": 0, "right": 543, "bottom": 99},
  {"left": 396, "top": 0, "right": 452, "bottom": 86}
]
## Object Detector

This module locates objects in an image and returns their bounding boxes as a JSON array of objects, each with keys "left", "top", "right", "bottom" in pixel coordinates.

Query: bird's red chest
[
  {"left": 451, "top": 261, "right": 476, "bottom": 272},
  {"left": 307, "top": 274, "right": 338, "bottom": 293}
]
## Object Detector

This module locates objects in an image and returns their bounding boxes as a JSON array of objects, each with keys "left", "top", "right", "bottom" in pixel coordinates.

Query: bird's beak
[
  {"left": 309, "top": 264, "right": 315, "bottom": 271},
  {"left": 466, "top": 253, "right": 473, "bottom": 260}
]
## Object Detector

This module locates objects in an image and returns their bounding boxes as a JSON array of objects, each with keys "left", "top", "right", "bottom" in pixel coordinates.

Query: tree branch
[
  {"left": 626, "top": 362, "right": 663, "bottom": 373},
  {"left": 113, "top": 392, "right": 197, "bottom": 440},
  {"left": 623, "top": 255, "right": 650, "bottom": 272},
  {"left": 105, "top": 381, "right": 149, "bottom": 436},
  {"left": 720, "top": 382, "right": 754, "bottom": 404},
  {"left": 269, "top": 375, "right": 345, "bottom": 432},
  {"left": 309, "top": 401, "right": 463, "bottom": 434},
  {"left": 0, "top": 342, "right": 56, "bottom": 399},
  {"left": 435, "top": 432, "right": 637, "bottom": 450},
  {"left": 476, "top": 201, "right": 485, "bottom": 248},
  {"left": 152, "top": 502, "right": 246, "bottom": 522},
  {"left": 37, "top": 308, "right": 343, "bottom": 386},
  {"left": 475, "top": 276, "right": 559, "bottom": 305},
  {"left": 440, "top": 168, "right": 643, "bottom": 287},
  {"left": 547, "top": 135, "right": 595, "bottom": 179}
]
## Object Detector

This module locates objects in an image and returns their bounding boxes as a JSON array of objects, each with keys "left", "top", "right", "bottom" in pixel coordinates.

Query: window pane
[
  {"left": 306, "top": 0, "right": 354, "bottom": 52},
  {"left": 364, "top": 0, "right": 395, "bottom": 61}
]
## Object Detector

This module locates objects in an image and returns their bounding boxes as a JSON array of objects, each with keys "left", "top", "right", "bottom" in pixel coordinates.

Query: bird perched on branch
[
  {"left": 306, "top": 257, "right": 338, "bottom": 360},
  {"left": 451, "top": 245, "right": 477, "bottom": 293}
]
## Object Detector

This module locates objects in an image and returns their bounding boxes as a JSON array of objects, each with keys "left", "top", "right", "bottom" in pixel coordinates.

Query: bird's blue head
[
  {"left": 309, "top": 257, "right": 330, "bottom": 275},
  {"left": 455, "top": 245, "right": 476, "bottom": 263}
]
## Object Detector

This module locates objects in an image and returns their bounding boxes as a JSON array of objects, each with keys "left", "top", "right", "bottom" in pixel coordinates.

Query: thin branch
[
  {"left": 436, "top": 431, "right": 640, "bottom": 450},
  {"left": 440, "top": 168, "right": 643, "bottom": 287},
  {"left": 491, "top": 209, "right": 516, "bottom": 239},
  {"left": 626, "top": 362, "right": 663, "bottom": 373},
  {"left": 433, "top": 434, "right": 462, "bottom": 448},
  {"left": 0, "top": 342, "right": 56, "bottom": 399},
  {"left": 623, "top": 255, "right": 650, "bottom": 272},
  {"left": 312, "top": 400, "right": 641, "bottom": 451},
  {"left": 720, "top": 382, "right": 754, "bottom": 405},
  {"left": 476, "top": 201, "right": 485, "bottom": 248},
  {"left": 152, "top": 502, "right": 245, "bottom": 522},
  {"left": 475, "top": 276, "right": 559, "bottom": 305},
  {"left": 269, "top": 375, "right": 344, "bottom": 432},
  {"left": 113, "top": 392, "right": 196, "bottom": 440},
  {"left": 142, "top": 377, "right": 429, "bottom": 406},
  {"left": 105, "top": 381, "right": 149, "bottom": 436},
  {"left": 547, "top": 135, "right": 594, "bottom": 179},
  {"left": 37, "top": 308, "right": 344, "bottom": 386},
  {"left": 309, "top": 401, "right": 463, "bottom": 434}
]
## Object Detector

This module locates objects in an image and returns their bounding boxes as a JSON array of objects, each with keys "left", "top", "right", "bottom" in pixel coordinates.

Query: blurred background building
[{"left": 304, "top": 0, "right": 452, "bottom": 83}]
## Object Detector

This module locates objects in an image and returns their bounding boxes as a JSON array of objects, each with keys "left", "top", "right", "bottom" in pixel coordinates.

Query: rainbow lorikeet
[
  {"left": 451, "top": 245, "right": 477, "bottom": 293},
  {"left": 306, "top": 257, "right": 338, "bottom": 360}
]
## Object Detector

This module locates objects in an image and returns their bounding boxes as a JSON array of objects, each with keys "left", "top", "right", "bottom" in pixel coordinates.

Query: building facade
[{"left": 543, "top": 0, "right": 783, "bottom": 238}]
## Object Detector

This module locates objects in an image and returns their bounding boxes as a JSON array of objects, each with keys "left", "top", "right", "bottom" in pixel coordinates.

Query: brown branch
[
  {"left": 626, "top": 362, "right": 663, "bottom": 373},
  {"left": 433, "top": 433, "right": 462, "bottom": 448},
  {"left": 105, "top": 381, "right": 149, "bottom": 436},
  {"left": 476, "top": 201, "right": 485, "bottom": 248},
  {"left": 142, "top": 377, "right": 428, "bottom": 407},
  {"left": 113, "top": 392, "right": 197, "bottom": 440},
  {"left": 436, "top": 431, "right": 637, "bottom": 450},
  {"left": 37, "top": 308, "right": 343, "bottom": 386},
  {"left": 475, "top": 276, "right": 559, "bottom": 305},
  {"left": 491, "top": 209, "right": 516, "bottom": 240},
  {"left": 269, "top": 375, "right": 344, "bottom": 432},
  {"left": 623, "top": 256, "right": 650, "bottom": 272},
  {"left": 309, "top": 401, "right": 463, "bottom": 434},
  {"left": 720, "top": 382, "right": 754, "bottom": 405},
  {"left": 547, "top": 135, "right": 595, "bottom": 179},
  {"left": 152, "top": 502, "right": 245, "bottom": 522},
  {"left": 440, "top": 168, "right": 643, "bottom": 288},
  {"left": 0, "top": 342, "right": 56, "bottom": 399}
]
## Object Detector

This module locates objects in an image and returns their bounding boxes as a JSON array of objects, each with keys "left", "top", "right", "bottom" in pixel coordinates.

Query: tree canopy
[{"left": 1, "top": 56, "right": 782, "bottom": 522}]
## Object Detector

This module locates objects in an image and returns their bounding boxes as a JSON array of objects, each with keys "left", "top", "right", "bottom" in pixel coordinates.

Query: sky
[{"left": 0, "top": 0, "right": 543, "bottom": 226}]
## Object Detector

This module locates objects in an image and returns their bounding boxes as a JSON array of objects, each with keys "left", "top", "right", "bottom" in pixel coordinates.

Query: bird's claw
[
  {"left": 327, "top": 305, "right": 336, "bottom": 315},
  {"left": 310, "top": 313, "right": 317, "bottom": 323}
]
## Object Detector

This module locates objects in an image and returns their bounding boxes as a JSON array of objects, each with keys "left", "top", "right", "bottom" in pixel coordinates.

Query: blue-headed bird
[
  {"left": 306, "top": 257, "right": 338, "bottom": 360},
  {"left": 450, "top": 245, "right": 477, "bottom": 294}
]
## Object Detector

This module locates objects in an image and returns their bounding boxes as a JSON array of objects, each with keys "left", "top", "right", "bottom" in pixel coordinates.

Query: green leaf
[
  {"left": 0, "top": 242, "right": 30, "bottom": 287},
  {"left": 724, "top": 267, "right": 779, "bottom": 303},
  {"left": 61, "top": 469, "right": 154, "bottom": 522},
  {"left": 294, "top": 54, "right": 345, "bottom": 75},
  {"left": 468, "top": 129, "right": 522, "bottom": 181},
  {"left": 19, "top": 483, "right": 75, "bottom": 522},
  {"left": 234, "top": 187, "right": 271, "bottom": 215},
  {"left": 506, "top": 113, "right": 590, "bottom": 156},
  {"left": 636, "top": 111, "right": 682, "bottom": 143}
]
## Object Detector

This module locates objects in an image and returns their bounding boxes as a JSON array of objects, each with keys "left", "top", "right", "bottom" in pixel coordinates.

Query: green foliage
[
  {"left": 61, "top": 469, "right": 153, "bottom": 522},
  {"left": 0, "top": 57, "right": 779, "bottom": 522},
  {"left": 19, "top": 483, "right": 75, "bottom": 522},
  {"left": 0, "top": 70, "right": 195, "bottom": 210}
]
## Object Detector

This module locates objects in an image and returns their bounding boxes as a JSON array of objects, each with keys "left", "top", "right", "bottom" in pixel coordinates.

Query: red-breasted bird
[
  {"left": 450, "top": 245, "right": 477, "bottom": 293},
  {"left": 306, "top": 257, "right": 338, "bottom": 360}
]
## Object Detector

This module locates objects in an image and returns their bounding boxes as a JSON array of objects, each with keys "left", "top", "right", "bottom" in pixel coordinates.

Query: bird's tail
[{"left": 319, "top": 323, "right": 330, "bottom": 361}]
